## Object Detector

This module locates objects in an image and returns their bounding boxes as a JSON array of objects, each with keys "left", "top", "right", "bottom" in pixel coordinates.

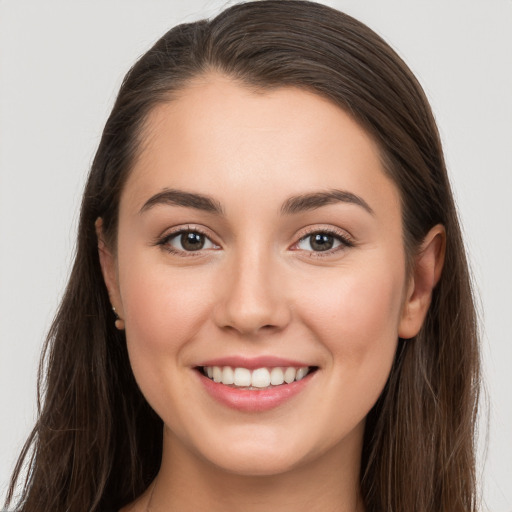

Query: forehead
[{"left": 121, "top": 73, "right": 400, "bottom": 219}]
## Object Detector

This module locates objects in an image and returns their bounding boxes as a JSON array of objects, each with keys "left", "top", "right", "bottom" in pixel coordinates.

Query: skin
[{"left": 98, "top": 74, "right": 445, "bottom": 512}]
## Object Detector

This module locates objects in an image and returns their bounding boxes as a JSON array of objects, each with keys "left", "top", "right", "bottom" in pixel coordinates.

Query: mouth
[
  {"left": 197, "top": 365, "right": 318, "bottom": 390},
  {"left": 194, "top": 364, "right": 319, "bottom": 412}
]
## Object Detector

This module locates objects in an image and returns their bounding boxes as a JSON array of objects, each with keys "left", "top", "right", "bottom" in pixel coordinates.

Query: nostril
[{"left": 212, "top": 278, "right": 293, "bottom": 335}]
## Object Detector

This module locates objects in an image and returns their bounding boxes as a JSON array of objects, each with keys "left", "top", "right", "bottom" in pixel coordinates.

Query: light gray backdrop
[{"left": 1, "top": 1, "right": 511, "bottom": 510}]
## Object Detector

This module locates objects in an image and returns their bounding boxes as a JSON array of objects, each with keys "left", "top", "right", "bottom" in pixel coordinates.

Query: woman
[{"left": 5, "top": 1, "right": 480, "bottom": 511}]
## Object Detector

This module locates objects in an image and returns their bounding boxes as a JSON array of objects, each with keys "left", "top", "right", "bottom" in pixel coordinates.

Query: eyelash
[
  {"left": 294, "top": 227, "right": 354, "bottom": 257},
  {"left": 156, "top": 226, "right": 216, "bottom": 258},
  {"left": 155, "top": 226, "right": 354, "bottom": 258}
]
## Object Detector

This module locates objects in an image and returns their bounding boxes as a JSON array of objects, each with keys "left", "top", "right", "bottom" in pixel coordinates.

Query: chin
[
  {"left": 209, "top": 450, "right": 306, "bottom": 477},
  {"left": 182, "top": 425, "right": 312, "bottom": 477}
]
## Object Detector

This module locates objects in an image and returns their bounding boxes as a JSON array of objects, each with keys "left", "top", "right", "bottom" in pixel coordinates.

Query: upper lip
[{"left": 196, "top": 356, "right": 315, "bottom": 370}]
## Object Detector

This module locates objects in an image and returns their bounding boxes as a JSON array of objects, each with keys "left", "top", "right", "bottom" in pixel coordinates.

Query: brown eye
[
  {"left": 296, "top": 231, "right": 351, "bottom": 253},
  {"left": 181, "top": 232, "right": 205, "bottom": 251},
  {"left": 309, "top": 233, "right": 334, "bottom": 251},
  {"left": 164, "top": 230, "right": 218, "bottom": 252}
]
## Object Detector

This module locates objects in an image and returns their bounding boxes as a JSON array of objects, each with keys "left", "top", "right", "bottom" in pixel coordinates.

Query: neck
[{"left": 147, "top": 425, "right": 365, "bottom": 512}]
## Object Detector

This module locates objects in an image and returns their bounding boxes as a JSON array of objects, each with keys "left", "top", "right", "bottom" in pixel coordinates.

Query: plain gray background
[{"left": 1, "top": 1, "right": 511, "bottom": 510}]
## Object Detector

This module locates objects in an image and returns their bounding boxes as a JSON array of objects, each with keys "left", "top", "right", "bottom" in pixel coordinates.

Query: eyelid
[
  {"left": 154, "top": 225, "right": 221, "bottom": 256},
  {"left": 153, "top": 224, "right": 354, "bottom": 258},
  {"left": 290, "top": 225, "right": 355, "bottom": 255}
]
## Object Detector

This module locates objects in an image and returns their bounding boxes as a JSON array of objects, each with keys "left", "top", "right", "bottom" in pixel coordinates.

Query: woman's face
[{"left": 103, "top": 74, "right": 414, "bottom": 476}]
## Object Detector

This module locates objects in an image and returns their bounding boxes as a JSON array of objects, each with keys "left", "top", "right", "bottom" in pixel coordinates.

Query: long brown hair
[{"left": 5, "top": 1, "right": 480, "bottom": 511}]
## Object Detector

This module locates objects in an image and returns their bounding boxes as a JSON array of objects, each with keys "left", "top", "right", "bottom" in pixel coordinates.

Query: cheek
[
  {"left": 119, "top": 248, "right": 214, "bottom": 345},
  {"left": 301, "top": 263, "right": 403, "bottom": 335},
  {"left": 117, "top": 252, "right": 214, "bottom": 398},
  {"left": 290, "top": 263, "right": 405, "bottom": 442},
  {"left": 296, "top": 261, "right": 405, "bottom": 387}
]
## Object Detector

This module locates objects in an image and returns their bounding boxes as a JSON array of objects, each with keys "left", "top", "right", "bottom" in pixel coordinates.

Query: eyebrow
[
  {"left": 139, "top": 189, "right": 225, "bottom": 215},
  {"left": 139, "top": 187, "right": 373, "bottom": 216},
  {"left": 280, "top": 189, "right": 374, "bottom": 216}
]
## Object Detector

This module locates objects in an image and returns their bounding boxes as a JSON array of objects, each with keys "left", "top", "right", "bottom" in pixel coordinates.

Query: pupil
[
  {"left": 311, "top": 233, "right": 333, "bottom": 251},
  {"left": 181, "top": 232, "right": 205, "bottom": 251}
]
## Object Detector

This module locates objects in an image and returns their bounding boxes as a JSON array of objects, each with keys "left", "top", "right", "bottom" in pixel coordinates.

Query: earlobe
[
  {"left": 95, "top": 218, "right": 124, "bottom": 322},
  {"left": 398, "top": 224, "right": 446, "bottom": 339}
]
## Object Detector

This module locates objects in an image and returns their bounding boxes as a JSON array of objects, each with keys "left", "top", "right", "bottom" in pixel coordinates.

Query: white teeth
[
  {"left": 233, "top": 367, "right": 252, "bottom": 387},
  {"left": 284, "top": 367, "right": 296, "bottom": 384},
  {"left": 296, "top": 367, "right": 309, "bottom": 381},
  {"left": 203, "top": 365, "right": 311, "bottom": 388},
  {"left": 270, "top": 367, "right": 285, "bottom": 385},
  {"left": 222, "top": 366, "right": 234, "bottom": 385},
  {"left": 213, "top": 366, "right": 222, "bottom": 383},
  {"left": 251, "top": 368, "right": 271, "bottom": 388}
]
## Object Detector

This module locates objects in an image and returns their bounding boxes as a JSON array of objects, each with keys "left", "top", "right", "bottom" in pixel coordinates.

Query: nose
[{"left": 213, "top": 247, "right": 292, "bottom": 337}]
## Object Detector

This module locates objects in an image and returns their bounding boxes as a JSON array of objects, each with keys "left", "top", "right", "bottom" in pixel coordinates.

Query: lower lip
[{"left": 197, "top": 370, "right": 316, "bottom": 412}]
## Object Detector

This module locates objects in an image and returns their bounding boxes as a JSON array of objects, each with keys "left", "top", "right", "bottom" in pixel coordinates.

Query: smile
[
  {"left": 195, "top": 362, "right": 318, "bottom": 412},
  {"left": 201, "top": 365, "right": 313, "bottom": 389}
]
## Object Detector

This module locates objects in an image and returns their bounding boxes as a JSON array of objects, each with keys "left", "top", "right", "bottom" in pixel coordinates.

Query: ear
[
  {"left": 95, "top": 218, "right": 124, "bottom": 319},
  {"left": 398, "top": 224, "right": 446, "bottom": 339}
]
